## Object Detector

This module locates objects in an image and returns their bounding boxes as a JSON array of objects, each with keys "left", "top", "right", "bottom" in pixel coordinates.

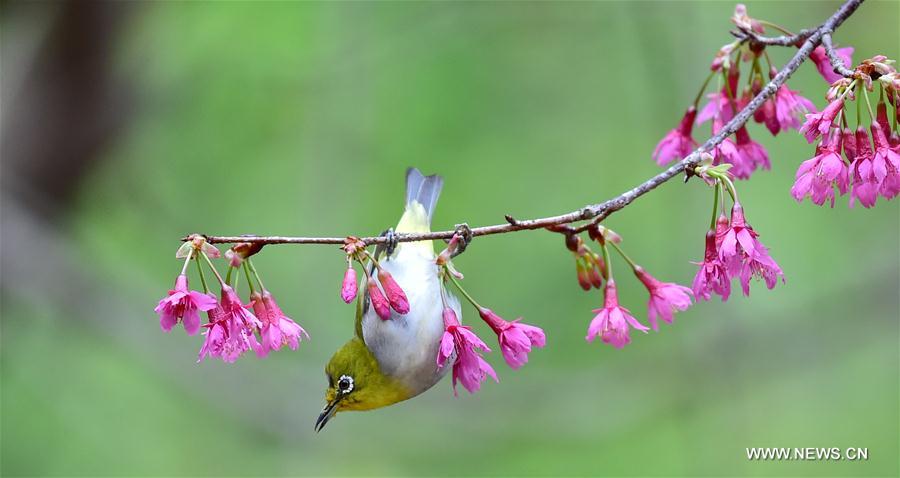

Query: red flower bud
[
  {"left": 368, "top": 281, "right": 391, "bottom": 320},
  {"left": 378, "top": 269, "right": 409, "bottom": 314},
  {"left": 575, "top": 259, "right": 591, "bottom": 291},
  {"left": 341, "top": 267, "right": 357, "bottom": 304}
]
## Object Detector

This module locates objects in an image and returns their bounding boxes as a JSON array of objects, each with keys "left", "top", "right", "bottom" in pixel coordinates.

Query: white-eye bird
[{"left": 316, "top": 168, "right": 462, "bottom": 431}]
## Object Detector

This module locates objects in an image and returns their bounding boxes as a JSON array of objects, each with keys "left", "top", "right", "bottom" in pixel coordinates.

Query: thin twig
[
  {"left": 731, "top": 28, "right": 813, "bottom": 47},
  {"left": 186, "top": 0, "right": 864, "bottom": 248},
  {"left": 821, "top": 33, "right": 857, "bottom": 78}
]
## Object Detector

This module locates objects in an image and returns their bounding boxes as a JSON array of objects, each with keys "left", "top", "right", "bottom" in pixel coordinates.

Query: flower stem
[
  {"left": 710, "top": 181, "right": 721, "bottom": 230},
  {"left": 860, "top": 80, "right": 875, "bottom": 121},
  {"left": 599, "top": 239, "right": 613, "bottom": 280},
  {"left": 720, "top": 175, "right": 739, "bottom": 203},
  {"left": 225, "top": 265, "right": 234, "bottom": 286},
  {"left": 242, "top": 262, "right": 257, "bottom": 295},
  {"left": 180, "top": 253, "right": 192, "bottom": 275},
  {"left": 247, "top": 259, "right": 267, "bottom": 291},
  {"left": 445, "top": 268, "right": 482, "bottom": 309},
  {"left": 757, "top": 19, "right": 794, "bottom": 36},
  {"left": 692, "top": 71, "right": 716, "bottom": 108},
  {"left": 200, "top": 251, "right": 226, "bottom": 286},
  {"left": 195, "top": 256, "right": 210, "bottom": 294},
  {"left": 608, "top": 241, "right": 637, "bottom": 271}
]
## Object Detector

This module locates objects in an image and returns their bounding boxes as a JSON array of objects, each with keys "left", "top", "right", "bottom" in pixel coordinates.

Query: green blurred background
[{"left": 2, "top": 1, "right": 897, "bottom": 476}]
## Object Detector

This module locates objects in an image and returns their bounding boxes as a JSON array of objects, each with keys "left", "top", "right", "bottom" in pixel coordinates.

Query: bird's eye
[{"left": 337, "top": 375, "right": 354, "bottom": 394}]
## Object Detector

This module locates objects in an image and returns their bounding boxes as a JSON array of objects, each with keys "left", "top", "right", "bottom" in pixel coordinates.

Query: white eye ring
[{"left": 338, "top": 375, "right": 354, "bottom": 394}]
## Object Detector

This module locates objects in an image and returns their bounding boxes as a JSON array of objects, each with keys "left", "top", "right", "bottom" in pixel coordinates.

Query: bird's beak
[{"left": 315, "top": 396, "right": 341, "bottom": 433}]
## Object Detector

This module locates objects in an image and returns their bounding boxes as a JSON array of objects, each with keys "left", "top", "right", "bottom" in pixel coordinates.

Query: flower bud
[
  {"left": 368, "top": 281, "right": 391, "bottom": 320},
  {"left": 377, "top": 270, "right": 409, "bottom": 314},
  {"left": 341, "top": 266, "right": 357, "bottom": 304},
  {"left": 575, "top": 258, "right": 591, "bottom": 291}
]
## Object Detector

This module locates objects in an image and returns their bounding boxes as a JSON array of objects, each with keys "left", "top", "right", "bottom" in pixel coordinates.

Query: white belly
[{"left": 361, "top": 242, "right": 461, "bottom": 396}]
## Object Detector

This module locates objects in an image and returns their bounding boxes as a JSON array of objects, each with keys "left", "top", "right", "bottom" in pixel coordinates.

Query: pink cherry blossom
[
  {"left": 732, "top": 126, "right": 770, "bottom": 179},
  {"left": 437, "top": 308, "right": 498, "bottom": 396},
  {"left": 717, "top": 203, "right": 784, "bottom": 296},
  {"left": 340, "top": 266, "right": 357, "bottom": 304},
  {"left": 791, "top": 130, "right": 849, "bottom": 206},
  {"left": 367, "top": 280, "right": 392, "bottom": 320},
  {"left": 377, "top": 269, "right": 409, "bottom": 314},
  {"left": 653, "top": 107, "right": 699, "bottom": 165},
  {"left": 586, "top": 279, "right": 649, "bottom": 349},
  {"left": 248, "top": 291, "right": 309, "bottom": 357},
  {"left": 478, "top": 307, "right": 546, "bottom": 369},
  {"left": 711, "top": 136, "right": 743, "bottom": 171},
  {"left": 771, "top": 85, "right": 817, "bottom": 134},
  {"left": 799, "top": 98, "right": 844, "bottom": 143},
  {"left": 870, "top": 122, "right": 900, "bottom": 198},
  {"left": 218, "top": 285, "right": 262, "bottom": 363},
  {"left": 697, "top": 70, "right": 740, "bottom": 125},
  {"left": 633, "top": 267, "right": 693, "bottom": 331},
  {"left": 693, "top": 230, "right": 731, "bottom": 302},
  {"left": 154, "top": 274, "right": 217, "bottom": 336},
  {"left": 197, "top": 296, "right": 227, "bottom": 362},
  {"left": 849, "top": 127, "right": 879, "bottom": 208},
  {"left": 810, "top": 46, "right": 854, "bottom": 84}
]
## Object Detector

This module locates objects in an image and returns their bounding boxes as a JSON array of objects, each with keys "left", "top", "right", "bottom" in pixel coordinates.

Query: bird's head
[{"left": 315, "top": 337, "right": 411, "bottom": 432}]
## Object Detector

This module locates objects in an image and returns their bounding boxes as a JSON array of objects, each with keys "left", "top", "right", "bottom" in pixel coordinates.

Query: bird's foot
[
  {"left": 376, "top": 228, "right": 399, "bottom": 258},
  {"left": 449, "top": 223, "right": 473, "bottom": 258}
]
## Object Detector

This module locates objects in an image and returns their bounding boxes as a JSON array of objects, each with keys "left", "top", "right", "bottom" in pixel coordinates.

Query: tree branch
[
  {"left": 188, "top": 0, "right": 864, "bottom": 248},
  {"left": 821, "top": 33, "right": 857, "bottom": 78}
]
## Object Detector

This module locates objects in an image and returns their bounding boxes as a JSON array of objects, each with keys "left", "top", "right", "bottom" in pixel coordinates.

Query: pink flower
[
  {"left": 586, "top": 279, "right": 649, "bottom": 349},
  {"left": 367, "top": 280, "right": 392, "bottom": 320},
  {"left": 653, "top": 107, "right": 699, "bottom": 165},
  {"left": 732, "top": 126, "right": 770, "bottom": 179},
  {"left": 697, "top": 70, "right": 740, "bottom": 125},
  {"left": 218, "top": 286, "right": 262, "bottom": 363},
  {"left": 633, "top": 267, "right": 693, "bottom": 331},
  {"left": 154, "top": 274, "right": 217, "bottom": 336},
  {"left": 771, "top": 86, "right": 817, "bottom": 134},
  {"left": 849, "top": 127, "right": 879, "bottom": 208},
  {"left": 810, "top": 46, "right": 853, "bottom": 84},
  {"left": 478, "top": 307, "right": 546, "bottom": 369},
  {"left": 437, "top": 308, "right": 498, "bottom": 396},
  {"left": 248, "top": 291, "right": 309, "bottom": 357},
  {"left": 799, "top": 98, "right": 844, "bottom": 143},
  {"left": 340, "top": 266, "right": 357, "bottom": 304},
  {"left": 197, "top": 297, "right": 227, "bottom": 362},
  {"left": 692, "top": 230, "right": 731, "bottom": 302},
  {"left": 711, "top": 136, "right": 743, "bottom": 170},
  {"left": 377, "top": 269, "right": 409, "bottom": 314},
  {"left": 870, "top": 122, "right": 900, "bottom": 196},
  {"left": 718, "top": 203, "right": 784, "bottom": 296},
  {"left": 791, "top": 130, "right": 849, "bottom": 206}
]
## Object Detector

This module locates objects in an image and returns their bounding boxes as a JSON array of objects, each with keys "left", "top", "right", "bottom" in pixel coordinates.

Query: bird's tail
[{"left": 396, "top": 168, "right": 443, "bottom": 234}]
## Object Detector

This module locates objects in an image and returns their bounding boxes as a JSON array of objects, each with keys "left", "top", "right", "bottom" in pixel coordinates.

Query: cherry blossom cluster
[
  {"left": 794, "top": 56, "right": 900, "bottom": 207},
  {"left": 434, "top": 235, "right": 546, "bottom": 395},
  {"left": 654, "top": 5, "right": 840, "bottom": 180},
  {"left": 154, "top": 236, "right": 308, "bottom": 363},
  {"left": 557, "top": 225, "right": 694, "bottom": 349},
  {"left": 693, "top": 163, "right": 784, "bottom": 301},
  {"left": 339, "top": 236, "right": 410, "bottom": 319}
]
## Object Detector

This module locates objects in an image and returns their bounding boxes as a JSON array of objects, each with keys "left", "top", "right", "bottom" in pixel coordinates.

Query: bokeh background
[{"left": 2, "top": 1, "right": 898, "bottom": 476}]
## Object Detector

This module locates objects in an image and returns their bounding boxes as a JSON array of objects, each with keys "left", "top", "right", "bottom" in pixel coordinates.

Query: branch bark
[{"left": 189, "top": 0, "right": 865, "bottom": 247}]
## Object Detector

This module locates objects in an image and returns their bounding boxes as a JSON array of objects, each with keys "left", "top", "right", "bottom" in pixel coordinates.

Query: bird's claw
[
  {"left": 449, "top": 223, "right": 473, "bottom": 258},
  {"left": 376, "top": 228, "right": 398, "bottom": 259}
]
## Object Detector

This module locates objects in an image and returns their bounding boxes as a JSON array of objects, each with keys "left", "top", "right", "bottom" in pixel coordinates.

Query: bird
[{"left": 315, "top": 168, "right": 461, "bottom": 432}]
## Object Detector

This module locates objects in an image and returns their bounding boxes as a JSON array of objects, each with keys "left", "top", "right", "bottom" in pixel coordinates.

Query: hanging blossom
[
  {"left": 870, "top": 121, "right": 900, "bottom": 199},
  {"left": 717, "top": 203, "right": 784, "bottom": 296},
  {"left": 809, "top": 45, "right": 854, "bottom": 84},
  {"left": 437, "top": 308, "right": 498, "bottom": 396},
  {"left": 198, "top": 285, "right": 262, "bottom": 363},
  {"left": 849, "top": 126, "right": 879, "bottom": 208},
  {"left": 632, "top": 267, "right": 693, "bottom": 331},
  {"left": 155, "top": 274, "right": 217, "bottom": 336},
  {"left": 653, "top": 106, "right": 699, "bottom": 166},
  {"left": 732, "top": 126, "right": 770, "bottom": 179},
  {"left": 586, "top": 279, "right": 649, "bottom": 349},
  {"left": 478, "top": 307, "right": 546, "bottom": 369},
  {"left": 791, "top": 129, "right": 849, "bottom": 207},
  {"left": 692, "top": 229, "right": 732, "bottom": 302},
  {"left": 799, "top": 97, "right": 845, "bottom": 144},
  {"left": 248, "top": 291, "right": 309, "bottom": 358}
]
